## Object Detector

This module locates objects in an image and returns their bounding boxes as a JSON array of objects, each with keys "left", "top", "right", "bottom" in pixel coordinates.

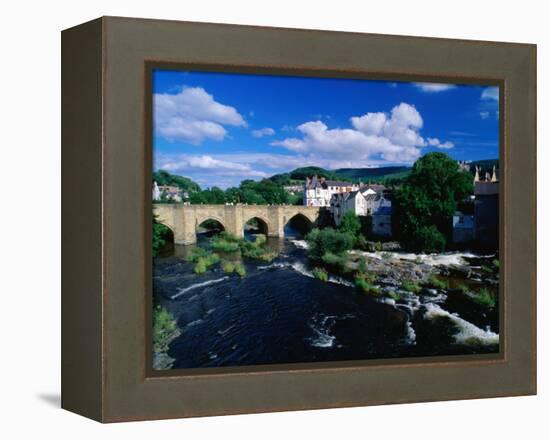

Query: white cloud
[
  {"left": 271, "top": 103, "right": 446, "bottom": 164},
  {"left": 427, "top": 137, "right": 455, "bottom": 149},
  {"left": 480, "top": 111, "right": 490, "bottom": 119},
  {"left": 481, "top": 86, "right": 499, "bottom": 101},
  {"left": 156, "top": 154, "right": 268, "bottom": 179},
  {"left": 154, "top": 87, "right": 246, "bottom": 145},
  {"left": 252, "top": 127, "right": 276, "bottom": 138},
  {"left": 222, "top": 153, "right": 392, "bottom": 170},
  {"left": 413, "top": 82, "right": 457, "bottom": 93}
]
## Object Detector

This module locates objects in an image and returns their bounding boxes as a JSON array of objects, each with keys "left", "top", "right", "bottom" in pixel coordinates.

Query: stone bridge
[{"left": 153, "top": 204, "right": 322, "bottom": 245}]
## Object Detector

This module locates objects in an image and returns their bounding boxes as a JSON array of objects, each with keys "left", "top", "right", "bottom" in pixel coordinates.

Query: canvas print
[{"left": 151, "top": 69, "right": 500, "bottom": 370}]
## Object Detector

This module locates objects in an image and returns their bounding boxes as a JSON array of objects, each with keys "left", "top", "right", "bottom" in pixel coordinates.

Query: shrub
[
  {"left": 472, "top": 288, "right": 496, "bottom": 309},
  {"left": 321, "top": 252, "right": 351, "bottom": 274},
  {"left": 222, "top": 261, "right": 235, "bottom": 274},
  {"left": 254, "top": 234, "right": 267, "bottom": 245},
  {"left": 153, "top": 306, "right": 179, "bottom": 352},
  {"left": 239, "top": 240, "right": 276, "bottom": 262},
  {"left": 186, "top": 246, "right": 210, "bottom": 263},
  {"left": 305, "top": 228, "right": 354, "bottom": 260},
  {"left": 210, "top": 236, "right": 240, "bottom": 252},
  {"left": 456, "top": 283, "right": 469, "bottom": 293},
  {"left": 194, "top": 260, "right": 207, "bottom": 274},
  {"left": 355, "top": 234, "right": 369, "bottom": 251},
  {"left": 193, "top": 253, "right": 220, "bottom": 274},
  {"left": 312, "top": 267, "right": 329, "bottom": 282},
  {"left": 374, "top": 241, "right": 383, "bottom": 252},
  {"left": 152, "top": 217, "right": 172, "bottom": 257},
  {"left": 339, "top": 211, "right": 362, "bottom": 239},
  {"left": 203, "top": 253, "right": 220, "bottom": 266},
  {"left": 235, "top": 262, "right": 246, "bottom": 277},
  {"left": 381, "top": 252, "right": 392, "bottom": 260},
  {"left": 358, "top": 257, "right": 368, "bottom": 274},
  {"left": 355, "top": 275, "right": 380, "bottom": 296},
  {"left": 427, "top": 275, "right": 449, "bottom": 290},
  {"left": 401, "top": 280, "right": 421, "bottom": 293},
  {"left": 492, "top": 259, "right": 500, "bottom": 269},
  {"left": 387, "top": 290, "right": 402, "bottom": 301},
  {"left": 414, "top": 225, "right": 446, "bottom": 252}
]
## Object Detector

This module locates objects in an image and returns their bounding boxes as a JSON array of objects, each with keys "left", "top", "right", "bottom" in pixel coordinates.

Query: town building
[
  {"left": 330, "top": 184, "right": 393, "bottom": 236},
  {"left": 330, "top": 190, "right": 367, "bottom": 225},
  {"left": 473, "top": 166, "right": 499, "bottom": 249},
  {"left": 152, "top": 182, "right": 184, "bottom": 202},
  {"left": 304, "top": 175, "right": 359, "bottom": 207},
  {"left": 372, "top": 205, "right": 392, "bottom": 237},
  {"left": 152, "top": 181, "right": 161, "bottom": 201},
  {"left": 452, "top": 211, "right": 475, "bottom": 243}
]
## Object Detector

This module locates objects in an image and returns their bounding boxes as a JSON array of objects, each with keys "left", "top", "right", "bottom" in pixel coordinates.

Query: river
[{"left": 153, "top": 233, "right": 499, "bottom": 370}]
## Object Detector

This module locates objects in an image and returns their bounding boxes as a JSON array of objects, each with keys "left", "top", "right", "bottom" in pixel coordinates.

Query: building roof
[
  {"left": 363, "top": 193, "right": 380, "bottom": 202},
  {"left": 346, "top": 190, "right": 363, "bottom": 200},
  {"left": 361, "top": 184, "right": 387, "bottom": 192},
  {"left": 305, "top": 175, "right": 356, "bottom": 189},
  {"left": 325, "top": 180, "right": 354, "bottom": 187}
]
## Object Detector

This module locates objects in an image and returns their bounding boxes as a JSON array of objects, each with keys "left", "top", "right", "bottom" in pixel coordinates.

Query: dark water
[{"left": 153, "top": 235, "right": 498, "bottom": 370}]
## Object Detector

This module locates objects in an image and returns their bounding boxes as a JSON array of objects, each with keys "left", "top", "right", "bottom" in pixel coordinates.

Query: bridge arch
[
  {"left": 243, "top": 215, "right": 271, "bottom": 237},
  {"left": 284, "top": 213, "right": 314, "bottom": 237},
  {"left": 196, "top": 216, "right": 226, "bottom": 237},
  {"left": 154, "top": 220, "right": 175, "bottom": 245}
]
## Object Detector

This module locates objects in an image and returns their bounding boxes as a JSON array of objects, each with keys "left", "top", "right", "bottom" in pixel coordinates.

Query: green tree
[
  {"left": 393, "top": 152, "right": 473, "bottom": 251},
  {"left": 339, "top": 211, "right": 362, "bottom": 239},
  {"left": 153, "top": 169, "right": 201, "bottom": 193},
  {"left": 153, "top": 216, "right": 171, "bottom": 257},
  {"left": 305, "top": 228, "right": 354, "bottom": 260}
]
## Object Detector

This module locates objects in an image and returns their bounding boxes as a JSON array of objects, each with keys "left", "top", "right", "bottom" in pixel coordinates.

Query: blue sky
[{"left": 153, "top": 69, "right": 499, "bottom": 189}]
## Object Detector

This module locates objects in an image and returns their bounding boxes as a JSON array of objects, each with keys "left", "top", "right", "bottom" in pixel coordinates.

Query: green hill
[
  {"left": 153, "top": 170, "right": 201, "bottom": 192},
  {"left": 334, "top": 166, "right": 411, "bottom": 182},
  {"left": 267, "top": 166, "right": 411, "bottom": 185}
]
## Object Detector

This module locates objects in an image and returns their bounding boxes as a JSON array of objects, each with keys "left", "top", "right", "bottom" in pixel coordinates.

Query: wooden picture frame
[{"left": 62, "top": 16, "right": 536, "bottom": 422}]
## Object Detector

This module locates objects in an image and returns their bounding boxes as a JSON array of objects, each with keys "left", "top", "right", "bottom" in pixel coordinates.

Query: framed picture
[{"left": 62, "top": 16, "right": 536, "bottom": 422}]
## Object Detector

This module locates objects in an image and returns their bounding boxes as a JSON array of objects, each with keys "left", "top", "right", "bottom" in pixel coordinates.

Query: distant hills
[
  {"left": 268, "top": 166, "right": 412, "bottom": 185},
  {"left": 468, "top": 159, "right": 499, "bottom": 174},
  {"left": 334, "top": 166, "right": 411, "bottom": 183},
  {"left": 154, "top": 158, "right": 499, "bottom": 193}
]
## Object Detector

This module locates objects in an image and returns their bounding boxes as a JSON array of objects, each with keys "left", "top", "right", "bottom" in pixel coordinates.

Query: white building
[
  {"left": 304, "top": 175, "right": 359, "bottom": 207},
  {"left": 153, "top": 182, "right": 184, "bottom": 202},
  {"left": 152, "top": 181, "right": 161, "bottom": 201},
  {"left": 330, "top": 185, "right": 393, "bottom": 236},
  {"left": 331, "top": 191, "right": 367, "bottom": 226}
]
